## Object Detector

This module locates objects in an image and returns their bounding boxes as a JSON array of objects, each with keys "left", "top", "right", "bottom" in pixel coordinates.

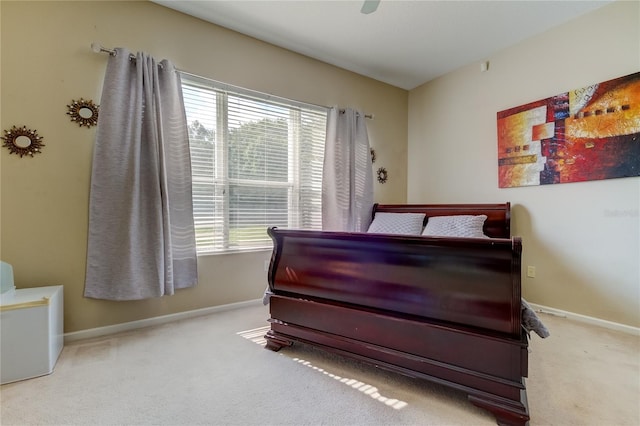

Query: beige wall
[
  {"left": 0, "top": 1, "right": 408, "bottom": 332},
  {"left": 408, "top": 0, "right": 640, "bottom": 327}
]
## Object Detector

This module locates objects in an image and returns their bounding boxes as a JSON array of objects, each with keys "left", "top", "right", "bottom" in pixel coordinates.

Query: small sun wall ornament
[
  {"left": 66, "top": 98, "right": 99, "bottom": 128},
  {"left": 1, "top": 125, "right": 45, "bottom": 158},
  {"left": 377, "top": 167, "right": 388, "bottom": 184}
]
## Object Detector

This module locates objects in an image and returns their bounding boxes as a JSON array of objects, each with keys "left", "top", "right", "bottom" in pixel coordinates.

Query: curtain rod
[
  {"left": 91, "top": 42, "right": 373, "bottom": 120},
  {"left": 91, "top": 42, "right": 118, "bottom": 57},
  {"left": 92, "top": 42, "right": 189, "bottom": 73},
  {"left": 337, "top": 109, "right": 373, "bottom": 120}
]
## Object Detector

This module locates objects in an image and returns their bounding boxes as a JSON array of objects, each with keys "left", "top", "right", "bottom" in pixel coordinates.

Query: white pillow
[
  {"left": 367, "top": 213, "right": 426, "bottom": 235},
  {"left": 422, "top": 215, "right": 488, "bottom": 238}
]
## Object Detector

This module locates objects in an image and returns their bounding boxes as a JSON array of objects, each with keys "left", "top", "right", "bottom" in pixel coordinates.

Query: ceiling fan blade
[{"left": 360, "top": 0, "right": 380, "bottom": 14}]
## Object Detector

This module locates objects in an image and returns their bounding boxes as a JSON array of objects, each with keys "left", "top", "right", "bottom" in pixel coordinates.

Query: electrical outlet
[
  {"left": 264, "top": 260, "right": 269, "bottom": 272},
  {"left": 527, "top": 266, "right": 536, "bottom": 278}
]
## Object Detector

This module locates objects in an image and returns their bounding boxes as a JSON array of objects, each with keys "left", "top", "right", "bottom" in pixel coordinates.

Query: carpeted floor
[{"left": 1, "top": 302, "right": 638, "bottom": 425}]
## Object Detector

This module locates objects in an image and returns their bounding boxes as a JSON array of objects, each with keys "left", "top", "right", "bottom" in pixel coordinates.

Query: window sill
[{"left": 196, "top": 247, "right": 273, "bottom": 257}]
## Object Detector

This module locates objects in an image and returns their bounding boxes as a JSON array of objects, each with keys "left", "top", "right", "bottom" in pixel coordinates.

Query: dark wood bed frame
[{"left": 264, "top": 203, "right": 529, "bottom": 425}]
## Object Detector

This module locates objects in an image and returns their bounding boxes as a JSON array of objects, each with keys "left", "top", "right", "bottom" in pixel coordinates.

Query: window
[{"left": 181, "top": 74, "right": 327, "bottom": 253}]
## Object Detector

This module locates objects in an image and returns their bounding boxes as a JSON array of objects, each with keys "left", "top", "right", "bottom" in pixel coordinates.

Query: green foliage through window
[{"left": 182, "top": 75, "right": 327, "bottom": 253}]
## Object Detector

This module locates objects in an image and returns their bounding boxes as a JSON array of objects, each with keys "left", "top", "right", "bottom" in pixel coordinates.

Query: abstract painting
[{"left": 497, "top": 72, "right": 640, "bottom": 188}]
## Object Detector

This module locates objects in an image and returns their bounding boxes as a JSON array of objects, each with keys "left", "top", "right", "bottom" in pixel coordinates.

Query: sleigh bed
[{"left": 264, "top": 203, "right": 536, "bottom": 425}]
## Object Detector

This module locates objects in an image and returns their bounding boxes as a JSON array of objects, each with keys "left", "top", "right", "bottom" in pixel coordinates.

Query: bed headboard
[{"left": 372, "top": 203, "right": 511, "bottom": 239}]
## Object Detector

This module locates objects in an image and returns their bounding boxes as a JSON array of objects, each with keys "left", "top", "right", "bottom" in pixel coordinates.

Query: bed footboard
[
  {"left": 264, "top": 203, "right": 530, "bottom": 425},
  {"left": 267, "top": 228, "right": 523, "bottom": 337}
]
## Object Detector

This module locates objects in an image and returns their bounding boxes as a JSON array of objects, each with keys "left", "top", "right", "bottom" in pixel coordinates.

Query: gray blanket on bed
[{"left": 521, "top": 298, "right": 550, "bottom": 338}]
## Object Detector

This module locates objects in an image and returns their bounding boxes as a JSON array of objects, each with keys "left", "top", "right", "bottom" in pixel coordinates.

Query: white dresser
[{"left": 0, "top": 285, "right": 64, "bottom": 384}]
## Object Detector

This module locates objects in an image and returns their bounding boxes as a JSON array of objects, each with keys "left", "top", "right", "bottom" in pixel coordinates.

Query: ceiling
[{"left": 152, "top": 0, "right": 611, "bottom": 90}]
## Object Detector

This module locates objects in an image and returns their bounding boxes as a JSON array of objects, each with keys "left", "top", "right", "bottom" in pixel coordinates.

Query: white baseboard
[
  {"left": 64, "top": 299, "right": 264, "bottom": 343},
  {"left": 529, "top": 303, "right": 640, "bottom": 336}
]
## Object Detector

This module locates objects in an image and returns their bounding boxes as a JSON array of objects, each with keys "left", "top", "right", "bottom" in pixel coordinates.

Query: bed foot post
[
  {"left": 264, "top": 330, "right": 293, "bottom": 352},
  {"left": 468, "top": 390, "right": 530, "bottom": 426}
]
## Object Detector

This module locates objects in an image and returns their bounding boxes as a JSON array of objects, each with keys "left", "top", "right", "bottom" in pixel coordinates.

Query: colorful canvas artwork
[{"left": 497, "top": 72, "right": 640, "bottom": 188}]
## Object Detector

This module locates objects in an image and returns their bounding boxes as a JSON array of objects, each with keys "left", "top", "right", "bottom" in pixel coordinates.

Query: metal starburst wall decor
[
  {"left": 377, "top": 167, "right": 388, "bottom": 184},
  {"left": 66, "top": 98, "right": 99, "bottom": 128},
  {"left": 1, "top": 125, "right": 45, "bottom": 158}
]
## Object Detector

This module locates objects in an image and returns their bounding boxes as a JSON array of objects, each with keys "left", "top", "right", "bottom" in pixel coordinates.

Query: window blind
[{"left": 181, "top": 74, "right": 327, "bottom": 253}]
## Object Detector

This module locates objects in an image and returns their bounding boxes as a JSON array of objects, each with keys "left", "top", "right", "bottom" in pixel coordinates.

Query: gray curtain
[
  {"left": 322, "top": 107, "right": 374, "bottom": 232},
  {"left": 84, "top": 48, "right": 197, "bottom": 300}
]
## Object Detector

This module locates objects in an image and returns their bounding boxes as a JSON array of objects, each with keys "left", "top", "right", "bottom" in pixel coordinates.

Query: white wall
[{"left": 408, "top": 0, "right": 639, "bottom": 327}]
